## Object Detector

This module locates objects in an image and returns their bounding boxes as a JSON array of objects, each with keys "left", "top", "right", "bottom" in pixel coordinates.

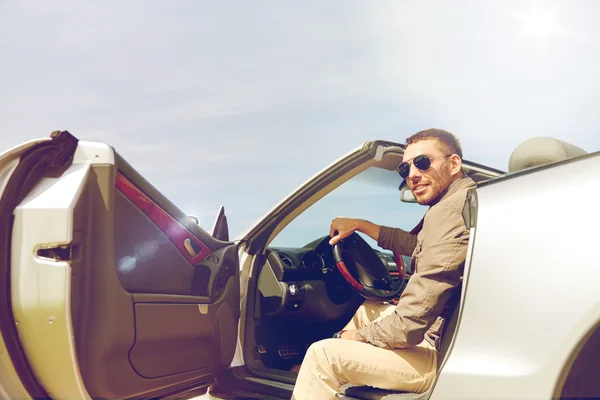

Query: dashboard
[
  {"left": 269, "top": 236, "right": 409, "bottom": 282},
  {"left": 256, "top": 236, "right": 410, "bottom": 321}
]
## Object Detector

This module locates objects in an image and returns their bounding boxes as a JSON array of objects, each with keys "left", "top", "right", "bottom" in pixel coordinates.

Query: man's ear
[{"left": 449, "top": 154, "right": 463, "bottom": 177}]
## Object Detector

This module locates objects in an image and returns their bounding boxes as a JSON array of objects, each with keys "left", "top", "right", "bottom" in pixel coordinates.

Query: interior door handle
[{"left": 183, "top": 238, "right": 201, "bottom": 257}]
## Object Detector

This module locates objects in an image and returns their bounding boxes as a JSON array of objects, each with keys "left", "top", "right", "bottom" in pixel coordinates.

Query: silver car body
[
  {"left": 433, "top": 153, "right": 600, "bottom": 399},
  {"left": 0, "top": 133, "right": 597, "bottom": 400}
]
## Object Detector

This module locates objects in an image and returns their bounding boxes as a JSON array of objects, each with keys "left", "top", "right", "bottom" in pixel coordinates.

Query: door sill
[{"left": 211, "top": 366, "right": 293, "bottom": 400}]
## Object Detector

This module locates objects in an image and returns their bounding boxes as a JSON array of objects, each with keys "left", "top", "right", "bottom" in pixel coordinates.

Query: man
[{"left": 291, "top": 129, "right": 475, "bottom": 399}]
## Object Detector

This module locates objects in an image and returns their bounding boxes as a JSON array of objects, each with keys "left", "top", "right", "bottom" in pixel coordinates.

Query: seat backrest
[
  {"left": 437, "top": 289, "right": 461, "bottom": 367},
  {"left": 508, "top": 137, "right": 587, "bottom": 172}
]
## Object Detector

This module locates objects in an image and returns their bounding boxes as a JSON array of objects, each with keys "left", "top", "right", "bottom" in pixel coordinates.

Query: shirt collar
[{"left": 429, "top": 176, "right": 476, "bottom": 207}]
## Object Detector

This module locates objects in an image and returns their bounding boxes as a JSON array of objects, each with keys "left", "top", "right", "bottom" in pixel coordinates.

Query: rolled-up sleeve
[
  {"left": 377, "top": 226, "right": 418, "bottom": 256},
  {"left": 356, "top": 203, "right": 469, "bottom": 349}
]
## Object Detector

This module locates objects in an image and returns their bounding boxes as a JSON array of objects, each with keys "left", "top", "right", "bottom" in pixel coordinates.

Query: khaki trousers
[{"left": 291, "top": 301, "right": 437, "bottom": 400}]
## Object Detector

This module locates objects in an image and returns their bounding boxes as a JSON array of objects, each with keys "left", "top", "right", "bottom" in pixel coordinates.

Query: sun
[
  {"left": 512, "top": 1, "right": 563, "bottom": 44},
  {"left": 522, "top": 6, "right": 557, "bottom": 40}
]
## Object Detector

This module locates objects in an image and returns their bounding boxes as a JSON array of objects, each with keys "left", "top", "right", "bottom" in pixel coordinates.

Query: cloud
[{"left": 1, "top": 0, "right": 600, "bottom": 238}]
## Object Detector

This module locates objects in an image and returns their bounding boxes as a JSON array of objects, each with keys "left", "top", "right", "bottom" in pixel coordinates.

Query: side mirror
[
  {"left": 211, "top": 206, "right": 230, "bottom": 242},
  {"left": 400, "top": 186, "right": 417, "bottom": 203}
]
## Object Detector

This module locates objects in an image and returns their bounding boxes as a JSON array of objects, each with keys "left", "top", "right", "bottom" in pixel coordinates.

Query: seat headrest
[{"left": 508, "top": 137, "right": 587, "bottom": 172}]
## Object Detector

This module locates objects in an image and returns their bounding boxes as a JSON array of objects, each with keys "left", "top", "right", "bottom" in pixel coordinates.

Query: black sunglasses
[{"left": 397, "top": 154, "right": 452, "bottom": 179}]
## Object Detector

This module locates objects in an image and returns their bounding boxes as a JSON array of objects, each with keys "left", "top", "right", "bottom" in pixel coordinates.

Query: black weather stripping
[{"left": 0, "top": 130, "right": 78, "bottom": 399}]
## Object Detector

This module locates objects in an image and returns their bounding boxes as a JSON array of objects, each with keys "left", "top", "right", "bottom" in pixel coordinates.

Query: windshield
[{"left": 270, "top": 166, "right": 425, "bottom": 249}]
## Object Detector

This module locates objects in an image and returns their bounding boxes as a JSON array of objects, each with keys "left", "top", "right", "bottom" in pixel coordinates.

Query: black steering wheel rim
[{"left": 332, "top": 232, "right": 405, "bottom": 301}]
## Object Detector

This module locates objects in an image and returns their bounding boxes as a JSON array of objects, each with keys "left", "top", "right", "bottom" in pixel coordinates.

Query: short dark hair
[{"left": 405, "top": 128, "right": 463, "bottom": 159}]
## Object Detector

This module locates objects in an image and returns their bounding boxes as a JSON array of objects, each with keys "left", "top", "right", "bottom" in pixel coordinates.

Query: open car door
[{"left": 0, "top": 131, "right": 240, "bottom": 399}]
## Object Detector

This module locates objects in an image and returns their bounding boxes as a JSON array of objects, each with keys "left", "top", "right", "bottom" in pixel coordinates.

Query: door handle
[{"left": 183, "top": 238, "right": 201, "bottom": 257}]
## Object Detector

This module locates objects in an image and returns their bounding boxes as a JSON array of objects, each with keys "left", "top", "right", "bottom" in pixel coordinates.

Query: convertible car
[{"left": 0, "top": 131, "right": 598, "bottom": 400}]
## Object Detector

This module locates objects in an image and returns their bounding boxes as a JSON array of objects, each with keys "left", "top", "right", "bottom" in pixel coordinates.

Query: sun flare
[{"left": 512, "top": 2, "right": 562, "bottom": 44}]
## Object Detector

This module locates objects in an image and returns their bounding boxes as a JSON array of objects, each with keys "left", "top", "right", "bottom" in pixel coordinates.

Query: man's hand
[
  {"left": 329, "top": 217, "right": 382, "bottom": 245},
  {"left": 329, "top": 217, "right": 359, "bottom": 245},
  {"left": 340, "top": 329, "right": 358, "bottom": 340}
]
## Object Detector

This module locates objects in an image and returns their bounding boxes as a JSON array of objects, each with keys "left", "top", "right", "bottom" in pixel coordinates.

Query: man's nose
[{"left": 407, "top": 163, "right": 422, "bottom": 180}]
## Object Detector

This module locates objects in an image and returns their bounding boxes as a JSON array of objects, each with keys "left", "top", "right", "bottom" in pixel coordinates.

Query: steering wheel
[{"left": 332, "top": 232, "right": 406, "bottom": 301}]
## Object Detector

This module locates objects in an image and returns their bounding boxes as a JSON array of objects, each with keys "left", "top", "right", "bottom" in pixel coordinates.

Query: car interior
[
  {"left": 214, "top": 137, "right": 591, "bottom": 400},
  {"left": 253, "top": 237, "right": 409, "bottom": 372},
  {"left": 208, "top": 144, "right": 503, "bottom": 400}
]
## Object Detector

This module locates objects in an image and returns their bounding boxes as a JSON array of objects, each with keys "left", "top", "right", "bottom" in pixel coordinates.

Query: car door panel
[
  {"left": 73, "top": 159, "right": 239, "bottom": 399},
  {"left": 4, "top": 133, "right": 240, "bottom": 399},
  {"left": 129, "top": 303, "right": 218, "bottom": 378},
  {"left": 114, "top": 189, "right": 196, "bottom": 295},
  {"left": 115, "top": 171, "right": 213, "bottom": 266}
]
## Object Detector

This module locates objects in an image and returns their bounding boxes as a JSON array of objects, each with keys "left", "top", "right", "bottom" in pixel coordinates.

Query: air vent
[{"left": 278, "top": 253, "right": 293, "bottom": 267}]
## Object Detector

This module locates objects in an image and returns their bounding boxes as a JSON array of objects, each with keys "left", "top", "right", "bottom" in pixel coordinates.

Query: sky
[{"left": 1, "top": 0, "right": 599, "bottom": 238}]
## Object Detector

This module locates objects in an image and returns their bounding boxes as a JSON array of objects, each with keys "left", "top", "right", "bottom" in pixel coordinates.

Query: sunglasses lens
[
  {"left": 398, "top": 155, "right": 433, "bottom": 179},
  {"left": 398, "top": 162, "right": 410, "bottom": 179},
  {"left": 414, "top": 155, "right": 431, "bottom": 171}
]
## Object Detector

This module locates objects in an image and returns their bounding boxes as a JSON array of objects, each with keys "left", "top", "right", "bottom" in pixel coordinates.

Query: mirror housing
[
  {"left": 400, "top": 186, "right": 417, "bottom": 203},
  {"left": 211, "top": 206, "right": 230, "bottom": 242}
]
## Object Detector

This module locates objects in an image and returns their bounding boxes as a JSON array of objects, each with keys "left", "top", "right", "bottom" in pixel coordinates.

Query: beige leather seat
[{"left": 508, "top": 137, "right": 587, "bottom": 172}]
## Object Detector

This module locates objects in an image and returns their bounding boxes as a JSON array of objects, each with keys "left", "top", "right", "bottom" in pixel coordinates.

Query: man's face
[{"left": 402, "top": 139, "right": 456, "bottom": 205}]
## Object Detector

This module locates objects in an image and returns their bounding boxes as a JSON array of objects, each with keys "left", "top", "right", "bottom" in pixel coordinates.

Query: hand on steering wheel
[{"left": 329, "top": 217, "right": 359, "bottom": 245}]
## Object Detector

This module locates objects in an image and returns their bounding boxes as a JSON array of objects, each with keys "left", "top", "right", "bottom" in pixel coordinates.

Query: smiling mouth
[{"left": 412, "top": 184, "right": 428, "bottom": 194}]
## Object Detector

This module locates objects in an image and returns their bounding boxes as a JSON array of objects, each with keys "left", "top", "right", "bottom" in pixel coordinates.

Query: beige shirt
[{"left": 355, "top": 176, "right": 476, "bottom": 350}]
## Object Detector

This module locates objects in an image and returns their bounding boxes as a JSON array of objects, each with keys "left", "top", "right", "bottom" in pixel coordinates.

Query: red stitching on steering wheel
[
  {"left": 335, "top": 261, "right": 363, "bottom": 291},
  {"left": 392, "top": 252, "right": 406, "bottom": 282}
]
